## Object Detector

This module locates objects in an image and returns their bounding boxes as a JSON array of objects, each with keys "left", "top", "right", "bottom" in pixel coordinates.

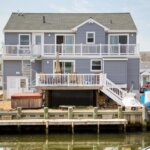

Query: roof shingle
[{"left": 4, "top": 13, "right": 137, "bottom": 31}]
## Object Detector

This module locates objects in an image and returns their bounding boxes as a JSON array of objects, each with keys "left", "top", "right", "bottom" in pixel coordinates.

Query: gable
[{"left": 72, "top": 18, "right": 109, "bottom": 31}]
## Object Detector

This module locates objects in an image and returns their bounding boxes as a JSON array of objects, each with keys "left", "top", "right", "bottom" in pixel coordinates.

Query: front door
[
  {"left": 33, "top": 33, "right": 43, "bottom": 56},
  {"left": 7, "top": 76, "right": 28, "bottom": 99}
]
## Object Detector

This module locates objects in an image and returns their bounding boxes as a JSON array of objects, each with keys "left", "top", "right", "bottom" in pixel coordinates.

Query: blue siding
[
  {"left": 44, "top": 33, "right": 55, "bottom": 44},
  {"left": 42, "top": 59, "right": 53, "bottom": 73},
  {"left": 5, "top": 32, "right": 32, "bottom": 45},
  {"left": 76, "top": 59, "right": 91, "bottom": 73},
  {"left": 127, "top": 58, "right": 139, "bottom": 90},
  {"left": 104, "top": 60, "right": 127, "bottom": 84},
  {"left": 129, "top": 33, "right": 136, "bottom": 44},
  {"left": 75, "top": 22, "right": 106, "bottom": 44}
]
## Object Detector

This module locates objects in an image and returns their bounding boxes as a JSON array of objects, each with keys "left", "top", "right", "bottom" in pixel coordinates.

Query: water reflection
[{"left": 0, "top": 132, "right": 150, "bottom": 150}]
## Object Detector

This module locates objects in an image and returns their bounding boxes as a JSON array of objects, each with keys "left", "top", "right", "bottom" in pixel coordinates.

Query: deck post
[
  {"left": 17, "top": 107, "right": 22, "bottom": 119},
  {"left": 68, "top": 107, "right": 73, "bottom": 119},
  {"left": 45, "top": 90, "right": 49, "bottom": 107},
  {"left": 118, "top": 106, "right": 122, "bottom": 119},
  {"left": 142, "top": 106, "right": 147, "bottom": 131},
  {"left": 44, "top": 107, "right": 49, "bottom": 119},
  {"left": 93, "top": 107, "right": 98, "bottom": 119}
]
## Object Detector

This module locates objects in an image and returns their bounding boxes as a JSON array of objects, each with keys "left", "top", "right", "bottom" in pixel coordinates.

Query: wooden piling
[
  {"left": 17, "top": 107, "right": 22, "bottom": 119},
  {"left": 93, "top": 107, "right": 98, "bottom": 119},
  {"left": 142, "top": 106, "right": 147, "bottom": 131},
  {"left": 68, "top": 107, "right": 73, "bottom": 119},
  {"left": 45, "top": 121, "right": 49, "bottom": 135},
  {"left": 97, "top": 121, "right": 100, "bottom": 134},
  {"left": 72, "top": 122, "right": 74, "bottom": 134},
  {"left": 44, "top": 107, "right": 49, "bottom": 119},
  {"left": 118, "top": 106, "right": 122, "bottom": 119}
]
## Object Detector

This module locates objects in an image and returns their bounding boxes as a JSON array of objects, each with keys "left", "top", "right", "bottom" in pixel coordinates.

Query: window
[
  {"left": 20, "top": 79, "right": 26, "bottom": 88},
  {"left": 91, "top": 60, "right": 102, "bottom": 71},
  {"left": 19, "top": 34, "right": 30, "bottom": 45},
  {"left": 109, "top": 35, "right": 128, "bottom": 44},
  {"left": 86, "top": 32, "right": 95, "bottom": 44},
  {"left": 54, "top": 61, "right": 75, "bottom": 73}
]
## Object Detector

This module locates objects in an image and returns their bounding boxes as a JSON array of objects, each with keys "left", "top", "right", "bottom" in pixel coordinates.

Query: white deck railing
[
  {"left": 36, "top": 73, "right": 101, "bottom": 87},
  {"left": 3, "top": 44, "right": 138, "bottom": 57}
]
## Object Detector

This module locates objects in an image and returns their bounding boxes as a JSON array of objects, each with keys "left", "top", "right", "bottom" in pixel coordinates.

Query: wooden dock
[{"left": 0, "top": 118, "right": 127, "bottom": 134}]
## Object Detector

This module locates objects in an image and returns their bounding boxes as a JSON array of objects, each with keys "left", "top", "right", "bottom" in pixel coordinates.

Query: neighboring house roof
[
  {"left": 140, "top": 62, "right": 150, "bottom": 73},
  {"left": 4, "top": 13, "right": 137, "bottom": 31},
  {"left": 140, "top": 52, "right": 150, "bottom": 62}
]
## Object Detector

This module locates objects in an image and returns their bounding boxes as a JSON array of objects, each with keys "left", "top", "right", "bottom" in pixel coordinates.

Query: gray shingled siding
[
  {"left": 5, "top": 32, "right": 32, "bottom": 45},
  {"left": 75, "top": 22, "right": 106, "bottom": 44},
  {"left": 3, "top": 60, "right": 22, "bottom": 89},
  {"left": 104, "top": 60, "right": 127, "bottom": 84},
  {"left": 127, "top": 58, "right": 139, "bottom": 90},
  {"left": 42, "top": 59, "right": 53, "bottom": 73}
]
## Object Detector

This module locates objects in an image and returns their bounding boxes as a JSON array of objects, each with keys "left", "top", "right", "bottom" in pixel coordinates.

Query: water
[{"left": 0, "top": 132, "right": 150, "bottom": 150}]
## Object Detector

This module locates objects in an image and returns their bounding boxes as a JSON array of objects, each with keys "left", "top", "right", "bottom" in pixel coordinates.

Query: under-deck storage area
[{"left": 47, "top": 90, "right": 96, "bottom": 107}]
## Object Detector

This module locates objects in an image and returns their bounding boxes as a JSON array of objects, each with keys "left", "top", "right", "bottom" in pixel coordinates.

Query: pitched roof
[{"left": 4, "top": 13, "right": 137, "bottom": 31}]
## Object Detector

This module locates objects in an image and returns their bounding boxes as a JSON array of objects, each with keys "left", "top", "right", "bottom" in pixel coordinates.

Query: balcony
[
  {"left": 3, "top": 44, "right": 138, "bottom": 57},
  {"left": 36, "top": 73, "right": 103, "bottom": 90}
]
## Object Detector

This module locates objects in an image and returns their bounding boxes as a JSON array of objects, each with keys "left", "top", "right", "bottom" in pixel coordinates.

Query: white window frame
[
  {"left": 53, "top": 60, "right": 75, "bottom": 73},
  {"left": 108, "top": 34, "right": 129, "bottom": 44},
  {"left": 19, "top": 34, "right": 31, "bottom": 45},
  {"left": 90, "top": 59, "right": 102, "bottom": 72},
  {"left": 86, "top": 32, "right": 95, "bottom": 44}
]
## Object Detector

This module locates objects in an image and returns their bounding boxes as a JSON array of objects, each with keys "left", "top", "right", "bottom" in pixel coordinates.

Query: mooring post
[
  {"left": 72, "top": 122, "right": 74, "bottom": 134},
  {"left": 142, "top": 106, "right": 147, "bottom": 132},
  {"left": 118, "top": 106, "right": 122, "bottom": 119},
  {"left": 68, "top": 107, "right": 73, "bottom": 119},
  {"left": 44, "top": 107, "right": 49, "bottom": 119},
  {"left": 93, "top": 107, "right": 98, "bottom": 119},
  {"left": 97, "top": 121, "right": 100, "bottom": 134},
  {"left": 17, "top": 107, "right": 22, "bottom": 119},
  {"left": 45, "top": 121, "right": 49, "bottom": 135}
]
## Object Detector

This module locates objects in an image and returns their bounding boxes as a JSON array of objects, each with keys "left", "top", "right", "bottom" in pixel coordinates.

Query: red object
[
  {"left": 143, "top": 82, "right": 150, "bottom": 88},
  {"left": 11, "top": 93, "right": 42, "bottom": 99}
]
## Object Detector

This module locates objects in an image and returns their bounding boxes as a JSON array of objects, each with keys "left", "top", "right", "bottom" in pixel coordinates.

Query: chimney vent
[{"left": 43, "top": 16, "right": 46, "bottom": 23}]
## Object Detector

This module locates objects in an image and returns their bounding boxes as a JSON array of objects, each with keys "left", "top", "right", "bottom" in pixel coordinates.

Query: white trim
[
  {"left": 90, "top": 59, "right": 102, "bottom": 72},
  {"left": 103, "top": 58, "right": 128, "bottom": 61},
  {"left": 108, "top": 30, "right": 137, "bottom": 33},
  {"left": 4, "top": 29, "right": 137, "bottom": 33},
  {"left": 86, "top": 32, "right": 95, "bottom": 44},
  {"left": 4, "top": 30, "right": 75, "bottom": 33},
  {"left": 108, "top": 34, "right": 129, "bottom": 44},
  {"left": 19, "top": 34, "right": 31, "bottom": 45},
  {"left": 53, "top": 60, "right": 75, "bottom": 74},
  {"left": 72, "top": 18, "right": 109, "bottom": 31}
]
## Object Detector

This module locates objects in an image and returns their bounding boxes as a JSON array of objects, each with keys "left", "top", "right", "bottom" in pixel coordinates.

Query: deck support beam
[{"left": 142, "top": 106, "right": 147, "bottom": 131}]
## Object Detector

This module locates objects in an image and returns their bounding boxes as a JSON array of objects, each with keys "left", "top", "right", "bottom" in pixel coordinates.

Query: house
[
  {"left": 140, "top": 52, "right": 150, "bottom": 87},
  {"left": 2, "top": 13, "right": 139, "bottom": 107}
]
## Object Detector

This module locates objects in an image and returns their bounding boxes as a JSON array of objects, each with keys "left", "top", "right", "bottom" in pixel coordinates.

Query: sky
[{"left": 0, "top": 0, "right": 150, "bottom": 51}]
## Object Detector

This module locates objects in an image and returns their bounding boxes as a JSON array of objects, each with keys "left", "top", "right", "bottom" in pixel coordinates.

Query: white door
[
  {"left": 32, "top": 33, "right": 43, "bottom": 56},
  {"left": 7, "top": 76, "right": 28, "bottom": 99}
]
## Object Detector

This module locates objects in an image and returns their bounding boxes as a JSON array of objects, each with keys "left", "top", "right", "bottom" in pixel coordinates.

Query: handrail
[
  {"left": 105, "top": 78, "right": 127, "bottom": 99},
  {"left": 3, "top": 44, "right": 138, "bottom": 56}
]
